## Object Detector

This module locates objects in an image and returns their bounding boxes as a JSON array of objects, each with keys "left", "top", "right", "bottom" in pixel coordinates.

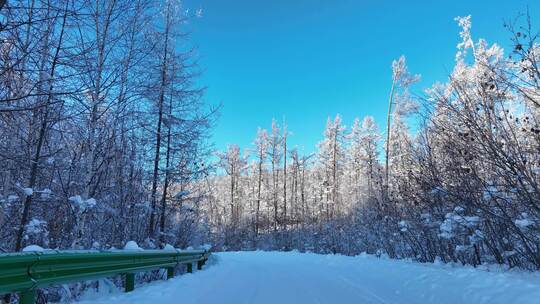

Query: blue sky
[{"left": 184, "top": 0, "right": 539, "bottom": 154}]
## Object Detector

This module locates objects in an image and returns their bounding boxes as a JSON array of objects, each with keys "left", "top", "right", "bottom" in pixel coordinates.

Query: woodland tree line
[
  {"left": 198, "top": 15, "right": 540, "bottom": 271},
  {"left": 0, "top": 0, "right": 215, "bottom": 256},
  {"left": 1, "top": 0, "right": 540, "bottom": 283}
]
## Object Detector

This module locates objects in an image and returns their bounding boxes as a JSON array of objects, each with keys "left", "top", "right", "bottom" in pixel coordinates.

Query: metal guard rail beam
[{"left": 0, "top": 249, "right": 211, "bottom": 304}]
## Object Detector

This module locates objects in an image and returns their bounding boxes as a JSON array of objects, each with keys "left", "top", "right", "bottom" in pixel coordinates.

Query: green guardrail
[{"left": 0, "top": 249, "right": 210, "bottom": 304}]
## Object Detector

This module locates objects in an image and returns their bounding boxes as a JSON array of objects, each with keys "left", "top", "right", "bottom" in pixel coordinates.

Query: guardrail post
[
  {"left": 125, "top": 273, "right": 135, "bottom": 292},
  {"left": 19, "top": 289, "right": 36, "bottom": 304},
  {"left": 197, "top": 260, "right": 203, "bottom": 270},
  {"left": 186, "top": 263, "right": 192, "bottom": 273},
  {"left": 166, "top": 267, "right": 174, "bottom": 279}
]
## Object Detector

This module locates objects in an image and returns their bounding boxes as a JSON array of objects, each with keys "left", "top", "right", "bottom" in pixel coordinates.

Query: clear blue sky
[{"left": 184, "top": 0, "right": 539, "bottom": 154}]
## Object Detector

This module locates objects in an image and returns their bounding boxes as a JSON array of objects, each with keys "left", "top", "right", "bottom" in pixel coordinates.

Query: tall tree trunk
[
  {"left": 332, "top": 130, "right": 337, "bottom": 217},
  {"left": 148, "top": 2, "right": 172, "bottom": 238},
  {"left": 159, "top": 96, "right": 173, "bottom": 246},
  {"left": 300, "top": 155, "right": 306, "bottom": 229},
  {"left": 230, "top": 167, "right": 235, "bottom": 223},
  {"left": 272, "top": 159, "right": 277, "bottom": 232},
  {"left": 282, "top": 126, "right": 287, "bottom": 228},
  {"left": 15, "top": 107, "right": 49, "bottom": 251},
  {"left": 15, "top": 2, "right": 68, "bottom": 251},
  {"left": 255, "top": 159, "right": 262, "bottom": 236},
  {"left": 385, "top": 81, "right": 396, "bottom": 197}
]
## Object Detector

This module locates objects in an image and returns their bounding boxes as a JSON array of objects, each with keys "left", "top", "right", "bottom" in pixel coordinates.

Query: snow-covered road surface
[{"left": 76, "top": 251, "right": 540, "bottom": 304}]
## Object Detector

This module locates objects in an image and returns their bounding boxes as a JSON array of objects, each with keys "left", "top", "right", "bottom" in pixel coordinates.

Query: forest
[
  {"left": 1, "top": 0, "right": 540, "bottom": 284},
  {"left": 199, "top": 14, "right": 540, "bottom": 271},
  {"left": 0, "top": 0, "right": 216, "bottom": 255}
]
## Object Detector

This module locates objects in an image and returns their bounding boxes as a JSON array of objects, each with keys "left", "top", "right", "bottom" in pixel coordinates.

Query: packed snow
[{"left": 75, "top": 251, "right": 540, "bottom": 304}]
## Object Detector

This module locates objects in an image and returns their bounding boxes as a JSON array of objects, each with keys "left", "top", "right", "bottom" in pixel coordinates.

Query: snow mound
[
  {"left": 22, "top": 245, "right": 44, "bottom": 252},
  {"left": 163, "top": 244, "right": 175, "bottom": 251},
  {"left": 124, "top": 241, "right": 143, "bottom": 251},
  {"left": 200, "top": 244, "right": 212, "bottom": 251}
]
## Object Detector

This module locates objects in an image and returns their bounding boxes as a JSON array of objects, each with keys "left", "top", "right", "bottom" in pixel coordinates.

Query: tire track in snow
[{"left": 336, "top": 276, "right": 391, "bottom": 304}]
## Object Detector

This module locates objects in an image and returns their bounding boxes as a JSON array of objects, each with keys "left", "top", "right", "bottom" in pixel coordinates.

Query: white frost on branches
[
  {"left": 455, "top": 15, "right": 474, "bottom": 62},
  {"left": 69, "top": 195, "right": 97, "bottom": 213},
  {"left": 25, "top": 218, "right": 47, "bottom": 235}
]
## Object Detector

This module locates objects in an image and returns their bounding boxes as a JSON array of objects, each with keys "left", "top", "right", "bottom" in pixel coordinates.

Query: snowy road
[{"left": 76, "top": 251, "right": 540, "bottom": 304}]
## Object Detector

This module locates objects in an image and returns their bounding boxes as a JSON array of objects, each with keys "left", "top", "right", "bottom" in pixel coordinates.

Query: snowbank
[{"left": 22, "top": 245, "right": 44, "bottom": 252}]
